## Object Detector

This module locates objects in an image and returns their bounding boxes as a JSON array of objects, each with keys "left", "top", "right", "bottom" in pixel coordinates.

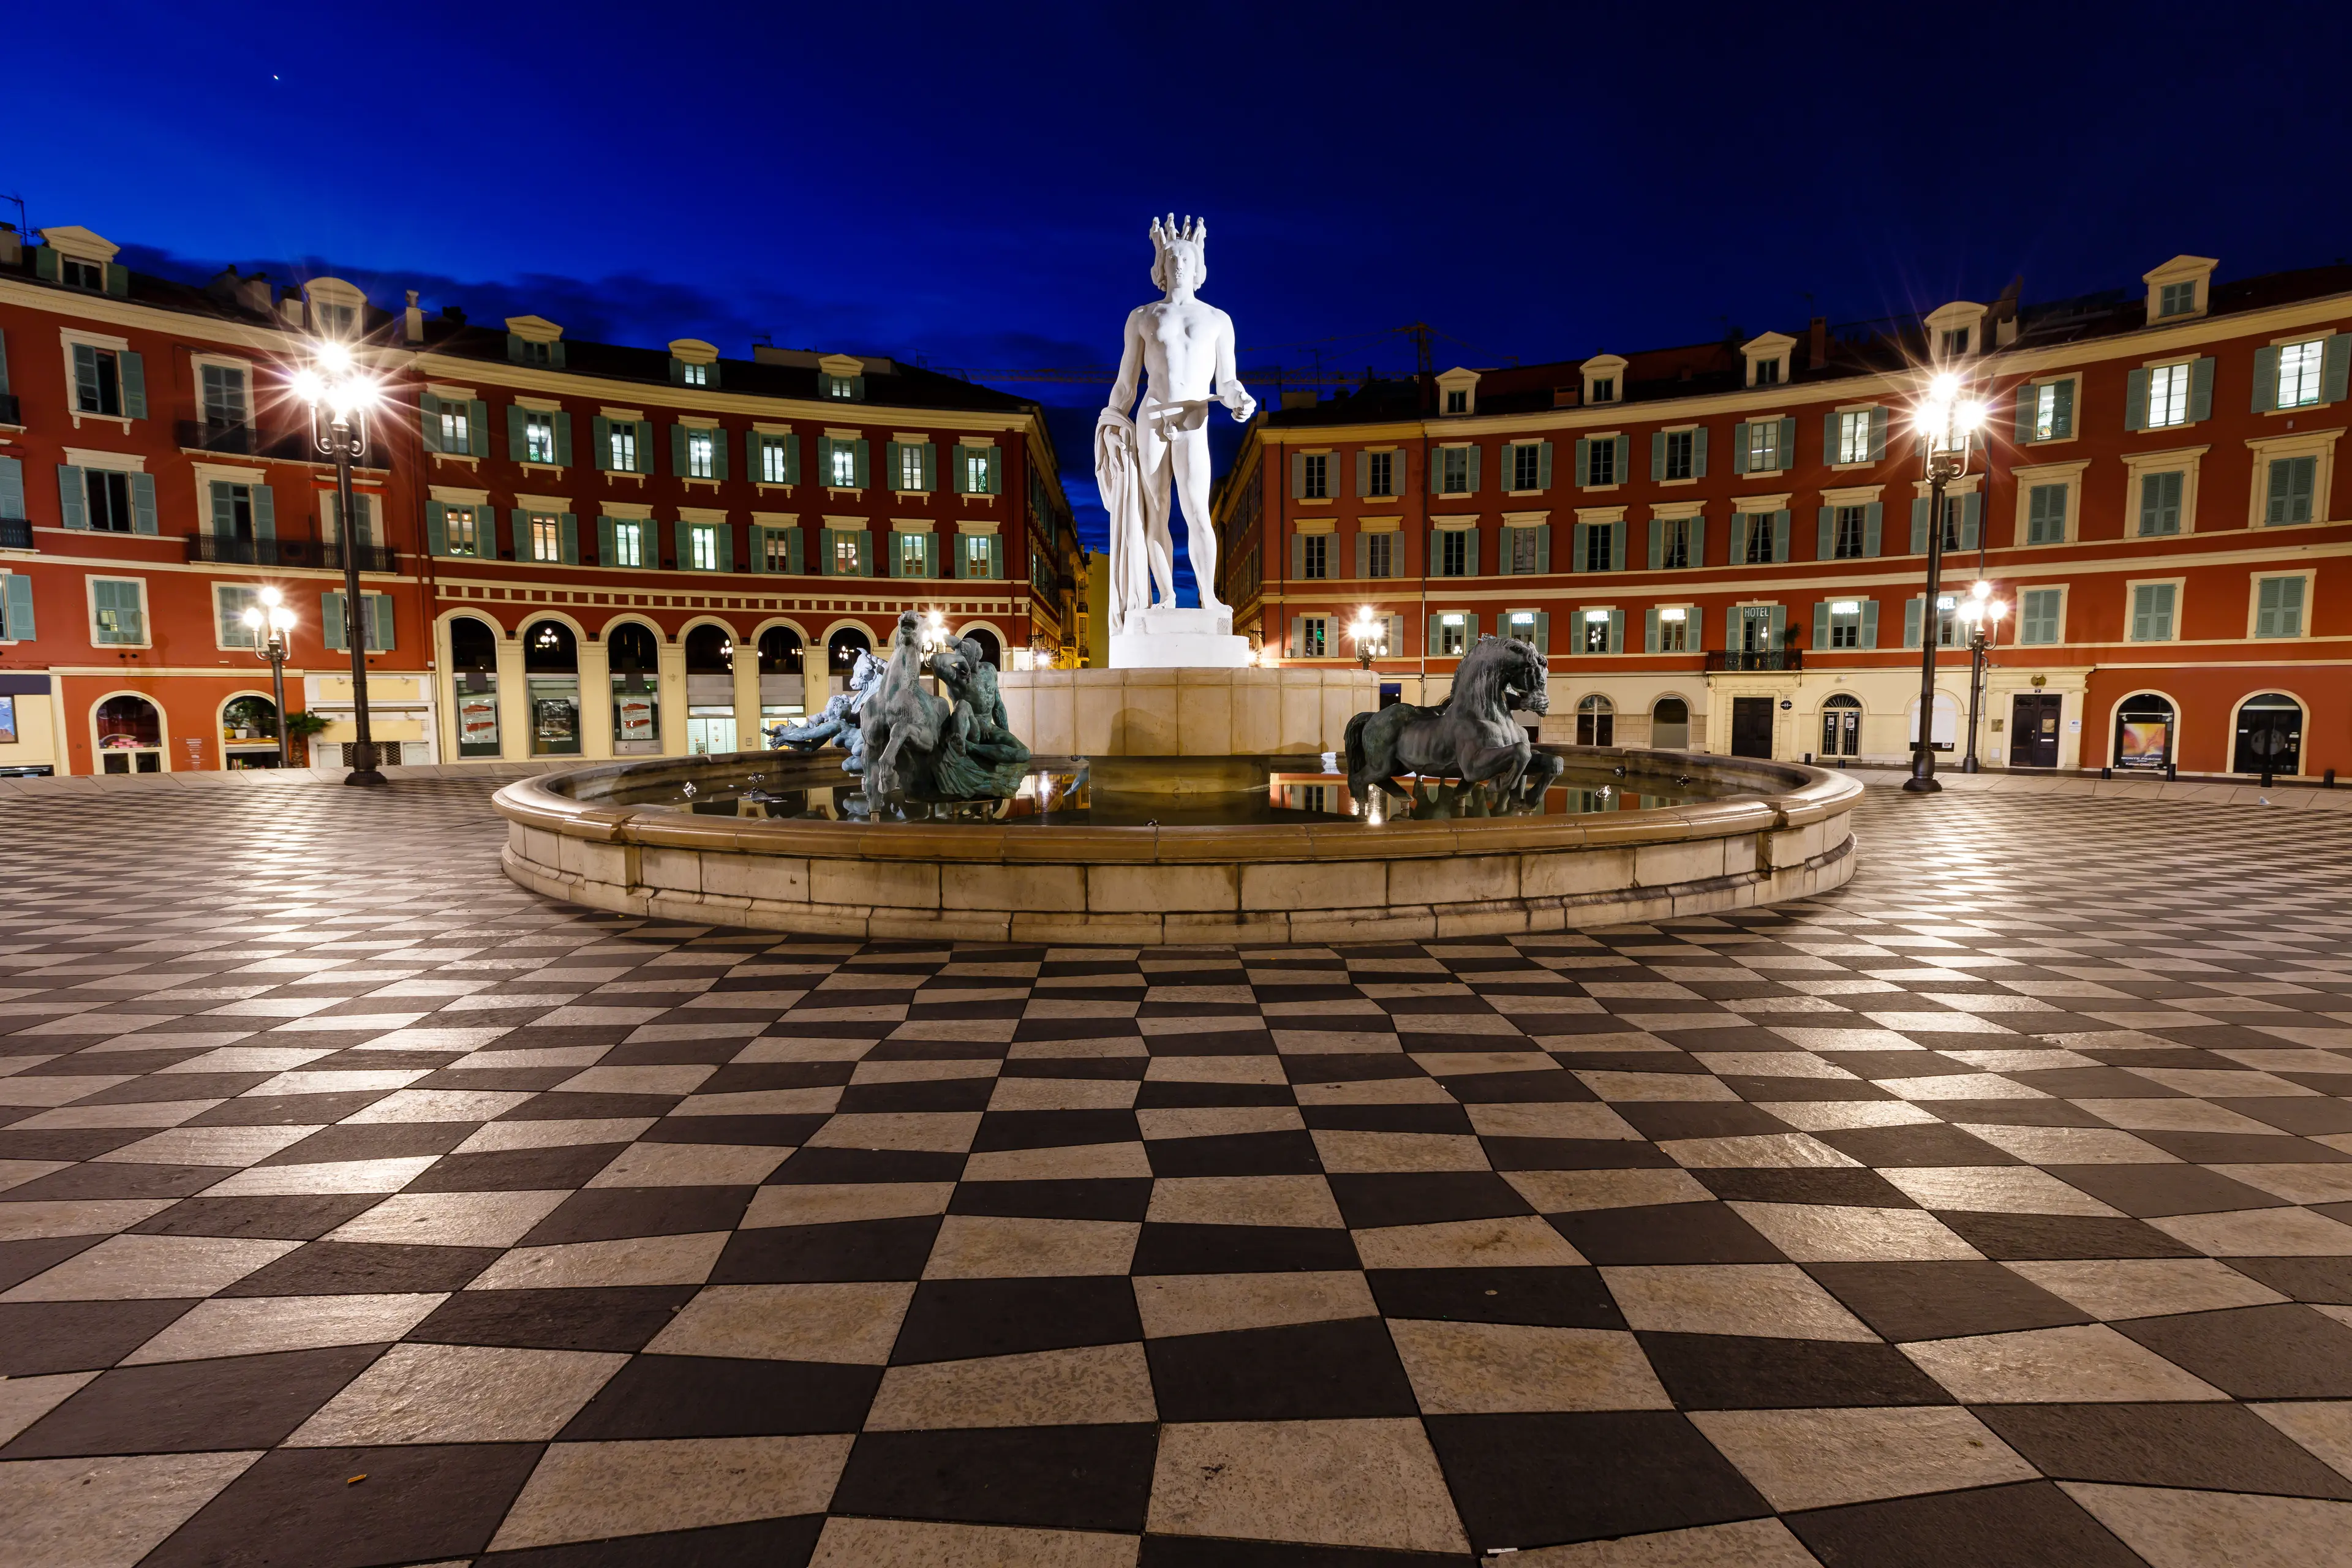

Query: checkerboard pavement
[{"left": 5, "top": 778, "right": 2352, "bottom": 1567}]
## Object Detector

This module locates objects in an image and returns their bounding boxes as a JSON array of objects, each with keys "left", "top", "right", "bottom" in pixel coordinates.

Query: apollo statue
[{"left": 1095, "top": 216, "right": 1257, "bottom": 646}]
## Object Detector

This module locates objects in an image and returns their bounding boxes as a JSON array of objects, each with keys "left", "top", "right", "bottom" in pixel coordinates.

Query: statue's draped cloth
[{"left": 1094, "top": 409, "right": 1150, "bottom": 638}]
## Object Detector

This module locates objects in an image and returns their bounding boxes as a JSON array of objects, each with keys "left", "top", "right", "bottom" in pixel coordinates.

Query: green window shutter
[
  {"left": 783, "top": 432, "right": 801, "bottom": 484},
  {"left": 715, "top": 428, "right": 732, "bottom": 481},
  {"left": 1464, "top": 447, "right": 1480, "bottom": 494},
  {"left": 989, "top": 534, "right": 1003, "bottom": 579},
  {"left": 2012, "top": 384, "right": 2036, "bottom": 442},
  {"left": 2124, "top": 368, "right": 2150, "bottom": 431},
  {"left": 1463, "top": 612, "right": 1479, "bottom": 643},
  {"left": 57, "top": 465, "right": 86, "bottom": 529},
  {"left": 425, "top": 500, "right": 448, "bottom": 557},
  {"left": 1651, "top": 432, "right": 1666, "bottom": 481},
  {"left": 322, "top": 590, "right": 349, "bottom": 651},
  {"left": 1536, "top": 523, "right": 1551, "bottom": 573},
  {"left": 1646, "top": 517, "right": 1663, "bottom": 570},
  {"left": 72, "top": 343, "right": 99, "bottom": 409},
  {"left": 129, "top": 473, "right": 157, "bottom": 534},
  {"left": 1731, "top": 422, "right": 1751, "bottom": 475},
  {"left": 635, "top": 421, "right": 654, "bottom": 473},
  {"left": 3, "top": 572, "right": 32, "bottom": 640},
  {"left": 208, "top": 480, "right": 234, "bottom": 538},
  {"left": 1354, "top": 450, "right": 1370, "bottom": 496},
  {"left": 1692, "top": 426, "right": 1709, "bottom": 478},
  {"left": 1572, "top": 438, "right": 1590, "bottom": 489},
  {"left": 2256, "top": 576, "right": 2282, "bottom": 637},
  {"left": 921, "top": 442, "right": 936, "bottom": 492},
  {"left": 1902, "top": 597, "right": 1921, "bottom": 649},
  {"left": 888, "top": 443, "right": 905, "bottom": 491},
  {"left": 33, "top": 246, "right": 57, "bottom": 281},
  {"left": 717, "top": 520, "right": 733, "bottom": 573},
  {"left": 591, "top": 415, "right": 612, "bottom": 471},
  {"left": 1771, "top": 510, "right": 1790, "bottom": 562},
  {"left": 1959, "top": 493, "right": 1981, "bottom": 551},
  {"left": 1689, "top": 515, "right": 1706, "bottom": 565},
  {"left": 1606, "top": 609, "right": 1620, "bottom": 652},
  {"left": 2052, "top": 378, "right": 2075, "bottom": 439},
  {"left": 1730, "top": 513, "right": 1749, "bottom": 564},
  {"left": 420, "top": 393, "right": 442, "bottom": 453},
  {"left": 508, "top": 508, "right": 526, "bottom": 558},
  {"left": 366, "top": 592, "right": 395, "bottom": 652},
  {"left": 1289, "top": 533, "right": 1304, "bottom": 581},
  {"left": 1816, "top": 505, "right": 1834, "bottom": 560},
  {"left": 505, "top": 333, "right": 525, "bottom": 364},
  {"left": 788, "top": 527, "right": 805, "bottom": 575},
  {"left": 596, "top": 515, "right": 615, "bottom": 565},
  {"left": 747, "top": 525, "right": 768, "bottom": 573},
  {"left": 1608, "top": 522, "right": 1625, "bottom": 571},
  {"left": 1643, "top": 608, "right": 1659, "bottom": 653},
  {"left": 545, "top": 411, "right": 567, "bottom": 466},
  {"left": 1611, "top": 436, "right": 1628, "bottom": 484},
  {"left": 104, "top": 262, "right": 129, "bottom": 296},
  {"left": 819, "top": 528, "right": 835, "bottom": 576},
  {"left": 560, "top": 513, "right": 579, "bottom": 565},
  {"left": 0, "top": 455, "right": 21, "bottom": 522},
  {"left": 2130, "top": 587, "right": 2152, "bottom": 641},
  {"left": 2187, "top": 357, "right": 2215, "bottom": 423},
  {"left": 1813, "top": 601, "right": 1830, "bottom": 650},
  {"left": 0, "top": 329, "right": 10, "bottom": 396},
  {"left": 673, "top": 519, "right": 693, "bottom": 570},
  {"left": 1863, "top": 502, "right": 1882, "bottom": 557},
  {"left": 253, "top": 480, "right": 276, "bottom": 541},
  {"left": 670, "top": 423, "right": 688, "bottom": 477},
  {"left": 1537, "top": 441, "right": 1553, "bottom": 491},
  {"left": 669, "top": 358, "right": 687, "bottom": 386},
  {"left": 1777, "top": 418, "right": 1795, "bottom": 467},
  {"left": 1724, "top": 607, "right": 1740, "bottom": 652},
  {"left": 1909, "top": 497, "right": 1929, "bottom": 554},
  {"left": 923, "top": 533, "right": 937, "bottom": 577},
  {"left": 505, "top": 404, "right": 526, "bottom": 461},
  {"left": 119, "top": 352, "right": 147, "bottom": 418},
  {"left": 1570, "top": 522, "right": 1588, "bottom": 573},
  {"left": 1868, "top": 407, "right": 1887, "bottom": 461},
  {"left": 857, "top": 440, "right": 873, "bottom": 489},
  {"left": 1354, "top": 532, "right": 1369, "bottom": 578},
  {"left": 468, "top": 400, "right": 490, "bottom": 458},
  {"left": 548, "top": 341, "right": 567, "bottom": 370},
  {"left": 889, "top": 530, "right": 906, "bottom": 578},
  {"left": 2252, "top": 347, "right": 2280, "bottom": 413},
  {"left": 1289, "top": 452, "right": 1305, "bottom": 498},
  {"left": 1861, "top": 600, "right": 1880, "bottom": 649},
  {"left": 2326, "top": 336, "right": 2352, "bottom": 404}
]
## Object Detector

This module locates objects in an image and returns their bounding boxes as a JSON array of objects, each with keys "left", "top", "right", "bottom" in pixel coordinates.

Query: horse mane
[{"left": 1452, "top": 636, "right": 1537, "bottom": 714}]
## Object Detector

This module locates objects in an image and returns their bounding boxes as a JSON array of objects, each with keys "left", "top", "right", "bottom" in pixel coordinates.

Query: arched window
[
  {"left": 1820, "top": 693, "right": 1861, "bottom": 757},
  {"left": 522, "top": 619, "right": 578, "bottom": 674},
  {"left": 448, "top": 616, "right": 502, "bottom": 757},
  {"left": 827, "top": 626, "right": 873, "bottom": 673},
  {"left": 1651, "top": 696, "right": 1690, "bottom": 750},
  {"left": 607, "top": 622, "right": 663, "bottom": 753},
  {"left": 1576, "top": 693, "right": 1614, "bottom": 746},
  {"left": 758, "top": 627, "right": 804, "bottom": 674},
  {"left": 2233, "top": 693, "right": 2303, "bottom": 776},
  {"left": 96, "top": 694, "right": 163, "bottom": 774},
  {"left": 2114, "top": 693, "right": 2174, "bottom": 771},
  {"left": 962, "top": 627, "right": 1002, "bottom": 669},
  {"left": 608, "top": 622, "right": 659, "bottom": 680},
  {"left": 684, "top": 624, "right": 734, "bottom": 674},
  {"left": 449, "top": 616, "right": 497, "bottom": 674}
]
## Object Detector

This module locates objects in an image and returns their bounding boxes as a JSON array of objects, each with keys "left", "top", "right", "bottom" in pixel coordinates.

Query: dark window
[
  {"left": 1586, "top": 440, "right": 1616, "bottom": 486},
  {"left": 1302, "top": 454, "right": 1328, "bottom": 499},
  {"left": 1834, "top": 506, "right": 1866, "bottom": 559},
  {"left": 86, "top": 470, "right": 133, "bottom": 532},
  {"left": 1302, "top": 534, "right": 1327, "bottom": 579},
  {"left": 1444, "top": 389, "right": 1467, "bottom": 413},
  {"left": 1368, "top": 533, "right": 1393, "bottom": 578},
  {"left": 1584, "top": 522, "right": 1611, "bottom": 573},
  {"left": 1660, "top": 519, "right": 1689, "bottom": 570},
  {"left": 1440, "top": 531, "right": 1466, "bottom": 576},
  {"left": 1366, "top": 450, "right": 1394, "bottom": 495},
  {"left": 1664, "top": 430, "right": 1694, "bottom": 481},
  {"left": 62, "top": 257, "right": 104, "bottom": 290},
  {"left": 1512, "top": 444, "right": 1542, "bottom": 489},
  {"left": 1511, "top": 529, "right": 1538, "bottom": 572}
]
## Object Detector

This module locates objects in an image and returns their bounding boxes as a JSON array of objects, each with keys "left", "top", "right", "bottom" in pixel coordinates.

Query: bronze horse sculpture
[{"left": 1344, "top": 635, "right": 1562, "bottom": 812}]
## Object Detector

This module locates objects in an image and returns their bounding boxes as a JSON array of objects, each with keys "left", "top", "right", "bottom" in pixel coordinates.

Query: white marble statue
[{"left": 1096, "top": 216, "right": 1257, "bottom": 655}]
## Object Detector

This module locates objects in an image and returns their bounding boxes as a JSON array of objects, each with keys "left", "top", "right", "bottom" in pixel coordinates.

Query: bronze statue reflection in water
[{"left": 1344, "top": 635, "right": 1566, "bottom": 816}]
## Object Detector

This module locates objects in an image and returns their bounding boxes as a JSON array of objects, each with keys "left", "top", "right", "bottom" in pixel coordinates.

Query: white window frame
[
  {"left": 1581, "top": 354, "right": 1626, "bottom": 407},
  {"left": 610, "top": 519, "right": 645, "bottom": 568},
  {"left": 2143, "top": 358, "right": 2195, "bottom": 431},
  {"left": 190, "top": 352, "right": 254, "bottom": 428},
  {"left": 2250, "top": 570, "right": 2313, "bottom": 641},
  {"left": 2244, "top": 430, "right": 2340, "bottom": 530},
  {"left": 1825, "top": 598, "right": 1863, "bottom": 649},
  {"left": 609, "top": 423, "right": 638, "bottom": 473},
  {"left": 1436, "top": 610, "right": 1469, "bottom": 657},
  {"left": 1741, "top": 332, "right": 1794, "bottom": 388},
  {"left": 1438, "top": 443, "right": 1472, "bottom": 496},
  {"left": 1658, "top": 425, "right": 1700, "bottom": 486},
  {"left": 89, "top": 575, "right": 151, "bottom": 648},
  {"left": 689, "top": 523, "right": 718, "bottom": 571},
  {"left": 443, "top": 503, "right": 481, "bottom": 557},
  {"left": 2029, "top": 375, "right": 2080, "bottom": 443},
  {"left": 2125, "top": 577, "right": 2184, "bottom": 643},
  {"left": 685, "top": 427, "right": 717, "bottom": 481},
  {"left": 1574, "top": 606, "right": 1612, "bottom": 654},
  {"left": 529, "top": 512, "right": 562, "bottom": 564},
  {"left": 1654, "top": 603, "right": 1691, "bottom": 652},
  {"left": 1581, "top": 433, "right": 1622, "bottom": 491},
  {"left": 2010, "top": 459, "right": 2087, "bottom": 547},
  {"left": 2118, "top": 447, "right": 2206, "bottom": 538},
  {"left": 1363, "top": 448, "right": 1399, "bottom": 499},
  {"left": 59, "top": 328, "right": 134, "bottom": 431},
  {"left": 1832, "top": 406, "right": 1878, "bottom": 467},
  {"left": 213, "top": 583, "right": 262, "bottom": 650},
  {"left": 1744, "top": 418, "right": 1784, "bottom": 475},
  {"left": 2276, "top": 336, "right": 2330, "bottom": 410}
]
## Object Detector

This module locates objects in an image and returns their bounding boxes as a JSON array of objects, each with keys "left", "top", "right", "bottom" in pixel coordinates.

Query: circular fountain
[{"left": 493, "top": 744, "right": 1860, "bottom": 944}]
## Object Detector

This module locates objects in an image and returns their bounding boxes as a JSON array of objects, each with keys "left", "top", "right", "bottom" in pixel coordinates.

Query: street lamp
[
  {"left": 1953, "top": 580, "right": 2007, "bottom": 774},
  {"left": 1348, "top": 607, "right": 1387, "bottom": 669},
  {"left": 1905, "top": 372, "right": 1985, "bottom": 793},
  {"left": 290, "top": 340, "right": 387, "bottom": 788},
  {"left": 239, "top": 587, "right": 297, "bottom": 769}
]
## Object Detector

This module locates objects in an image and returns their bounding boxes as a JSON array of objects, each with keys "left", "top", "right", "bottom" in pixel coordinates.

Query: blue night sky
[{"left": 15, "top": 1, "right": 2352, "bottom": 575}]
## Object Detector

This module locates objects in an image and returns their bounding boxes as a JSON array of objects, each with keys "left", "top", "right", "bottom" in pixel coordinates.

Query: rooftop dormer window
[
  {"left": 827, "top": 375, "right": 856, "bottom": 398},
  {"left": 62, "top": 256, "right": 104, "bottom": 291},
  {"left": 2141, "top": 255, "right": 2217, "bottom": 323},
  {"left": 1941, "top": 326, "right": 1970, "bottom": 357},
  {"left": 682, "top": 363, "right": 707, "bottom": 386},
  {"left": 1754, "top": 358, "right": 1781, "bottom": 385},
  {"left": 1435, "top": 366, "right": 1480, "bottom": 417},
  {"left": 1923, "top": 303, "right": 1988, "bottom": 364},
  {"left": 1740, "top": 333, "right": 1795, "bottom": 389}
]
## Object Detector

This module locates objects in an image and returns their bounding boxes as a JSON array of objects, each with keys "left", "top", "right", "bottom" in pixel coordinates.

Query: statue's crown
[{"left": 1150, "top": 213, "right": 1205, "bottom": 254}]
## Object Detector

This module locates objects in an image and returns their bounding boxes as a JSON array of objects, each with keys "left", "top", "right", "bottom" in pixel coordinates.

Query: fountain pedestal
[
  {"left": 1109, "top": 606, "right": 1252, "bottom": 669},
  {"left": 998, "top": 666, "right": 1375, "bottom": 758}
]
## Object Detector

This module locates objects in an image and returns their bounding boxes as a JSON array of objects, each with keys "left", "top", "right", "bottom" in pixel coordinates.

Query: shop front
[
  {"left": 523, "top": 619, "right": 582, "bottom": 758},
  {"left": 95, "top": 693, "right": 166, "bottom": 773},
  {"left": 608, "top": 622, "right": 661, "bottom": 756},
  {"left": 449, "top": 615, "right": 503, "bottom": 758},
  {"left": 221, "top": 693, "right": 282, "bottom": 768}
]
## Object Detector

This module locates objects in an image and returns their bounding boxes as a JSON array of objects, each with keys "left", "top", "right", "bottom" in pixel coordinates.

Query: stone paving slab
[{"left": 1, "top": 777, "right": 2350, "bottom": 1566}]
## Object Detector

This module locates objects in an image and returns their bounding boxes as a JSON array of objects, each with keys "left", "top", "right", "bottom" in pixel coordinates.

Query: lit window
[
  {"left": 832, "top": 444, "right": 859, "bottom": 486},
  {"left": 834, "top": 532, "right": 861, "bottom": 573},
  {"left": 827, "top": 374, "right": 855, "bottom": 398},
  {"left": 2158, "top": 281, "right": 2196, "bottom": 317},
  {"left": 1367, "top": 533, "right": 1393, "bottom": 578},
  {"left": 2130, "top": 582, "right": 2177, "bottom": 642},
  {"left": 963, "top": 451, "right": 992, "bottom": 492},
  {"left": 1302, "top": 617, "right": 1327, "bottom": 657},
  {"left": 681, "top": 362, "right": 708, "bottom": 386},
  {"left": 1933, "top": 594, "right": 1960, "bottom": 646},
  {"left": 1302, "top": 535, "right": 1328, "bottom": 579},
  {"left": 438, "top": 402, "right": 470, "bottom": 452},
  {"left": 1366, "top": 451, "right": 1394, "bottom": 495},
  {"left": 611, "top": 521, "right": 644, "bottom": 568},
  {"left": 1745, "top": 421, "right": 1780, "bottom": 472},
  {"left": 1656, "top": 607, "right": 1687, "bottom": 651},
  {"left": 609, "top": 423, "right": 638, "bottom": 472},
  {"left": 530, "top": 514, "right": 560, "bottom": 562},
  {"left": 1835, "top": 409, "right": 1875, "bottom": 464},
  {"left": 2034, "top": 383, "right": 2066, "bottom": 440},
  {"left": 445, "top": 507, "right": 478, "bottom": 556},
  {"left": 2146, "top": 363, "right": 2190, "bottom": 428},
  {"left": 690, "top": 524, "right": 717, "bottom": 571},
  {"left": 761, "top": 439, "right": 792, "bottom": 484},
  {"left": 687, "top": 429, "right": 715, "bottom": 480},
  {"left": 526, "top": 412, "right": 559, "bottom": 464},
  {"left": 1579, "top": 609, "right": 1606, "bottom": 653},
  {"left": 763, "top": 530, "right": 793, "bottom": 571},
  {"left": 315, "top": 303, "right": 357, "bottom": 335},
  {"left": 1663, "top": 430, "right": 1694, "bottom": 480},
  {"left": 899, "top": 533, "right": 926, "bottom": 575},
  {"left": 964, "top": 535, "right": 990, "bottom": 575},
  {"left": 1302, "top": 453, "right": 1329, "bottom": 499},
  {"left": 2278, "top": 339, "right": 2327, "bottom": 409},
  {"left": 1439, "top": 613, "right": 1466, "bottom": 655},
  {"left": 1828, "top": 600, "right": 1861, "bottom": 649},
  {"left": 899, "top": 445, "right": 926, "bottom": 491}
]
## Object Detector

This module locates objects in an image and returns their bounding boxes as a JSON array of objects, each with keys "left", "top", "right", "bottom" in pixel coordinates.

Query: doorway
[
  {"left": 1731, "top": 696, "right": 1774, "bottom": 758},
  {"left": 1651, "top": 696, "right": 1689, "bottom": 750},
  {"left": 2113, "top": 693, "right": 2173, "bottom": 772},
  {"left": 2010, "top": 693, "right": 2062, "bottom": 768},
  {"left": 1820, "top": 694, "right": 1861, "bottom": 758},
  {"left": 2233, "top": 693, "right": 2304, "bottom": 775}
]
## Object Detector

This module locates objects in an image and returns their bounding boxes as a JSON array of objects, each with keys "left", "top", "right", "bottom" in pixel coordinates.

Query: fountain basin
[{"left": 493, "top": 748, "right": 1861, "bottom": 944}]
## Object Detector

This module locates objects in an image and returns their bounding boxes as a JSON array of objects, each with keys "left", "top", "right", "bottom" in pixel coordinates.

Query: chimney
[
  {"left": 277, "top": 285, "right": 305, "bottom": 331},
  {"left": 404, "top": 289, "right": 424, "bottom": 344},
  {"left": 1808, "top": 315, "right": 1828, "bottom": 369}
]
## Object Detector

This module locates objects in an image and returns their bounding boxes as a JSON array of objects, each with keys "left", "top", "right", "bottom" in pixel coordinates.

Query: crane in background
[{"left": 933, "top": 321, "right": 1493, "bottom": 400}]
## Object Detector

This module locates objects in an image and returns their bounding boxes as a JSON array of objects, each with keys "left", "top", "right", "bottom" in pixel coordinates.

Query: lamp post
[
  {"left": 239, "top": 587, "right": 297, "bottom": 769},
  {"left": 1905, "top": 374, "right": 1985, "bottom": 793},
  {"left": 1953, "top": 580, "right": 2007, "bottom": 774},
  {"left": 291, "top": 341, "right": 386, "bottom": 787},
  {"left": 1348, "top": 607, "right": 1386, "bottom": 669}
]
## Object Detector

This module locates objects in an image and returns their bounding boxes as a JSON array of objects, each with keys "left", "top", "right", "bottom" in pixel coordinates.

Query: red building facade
[
  {"left": 0, "top": 225, "right": 1076, "bottom": 774},
  {"left": 1217, "top": 255, "right": 2351, "bottom": 780}
]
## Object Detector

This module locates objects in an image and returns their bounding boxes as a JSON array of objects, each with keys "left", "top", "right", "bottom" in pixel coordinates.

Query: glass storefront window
[
  {"left": 687, "top": 706, "right": 737, "bottom": 755},
  {"left": 528, "top": 678, "right": 581, "bottom": 755}
]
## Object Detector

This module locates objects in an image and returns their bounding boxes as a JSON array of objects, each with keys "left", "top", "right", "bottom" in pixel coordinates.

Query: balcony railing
[
  {"left": 0, "top": 518, "right": 31, "bottom": 551},
  {"left": 185, "top": 535, "right": 398, "bottom": 573},
  {"left": 1706, "top": 649, "right": 1803, "bottom": 672}
]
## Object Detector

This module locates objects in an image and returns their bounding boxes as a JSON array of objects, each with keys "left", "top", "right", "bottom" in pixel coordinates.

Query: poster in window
[
  {"left": 0, "top": 696, "right": 15, "bottom": 745},
  {"left": 2118, "top": 722, "right": 2170, "bottom": 768},
  {"left": 533, "top": 698, "right": 578, "bottom": 742},
  {"left": 458, "top": 695, "right": 499, "bottom": 747},
  {"left": 617, "top": 699, "right": 656, "bottom": 741}
]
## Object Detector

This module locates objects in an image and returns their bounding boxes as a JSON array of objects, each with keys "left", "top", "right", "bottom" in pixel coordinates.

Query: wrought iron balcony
[
  {"left": 0, "top": 518, "right": 32, "bottom": 551},
  {"left": 184, "top": 535, "right": 398, "bottom": 573},
  {"left": 1706, "top": 649, "right": 1803, "bottom": 673}
]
